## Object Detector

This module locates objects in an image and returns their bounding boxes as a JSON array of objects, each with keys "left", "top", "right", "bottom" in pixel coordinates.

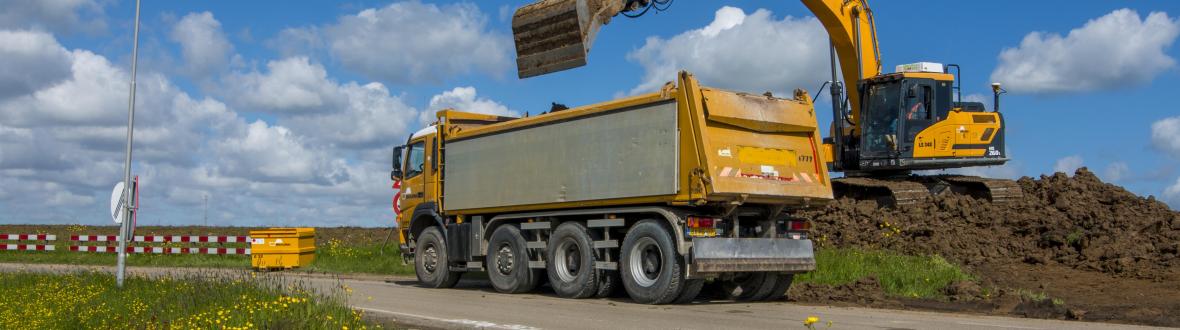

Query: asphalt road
[{"left": 0, "top": 263, "right": 1166, "bottom": 330}]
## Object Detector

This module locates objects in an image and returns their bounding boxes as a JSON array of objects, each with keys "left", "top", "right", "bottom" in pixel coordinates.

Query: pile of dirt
[
  {"left": 799, "top": 167, "right": 1180, "bottom": 279},
  {"left": 791, "top": 167, "right": 1180, "bottom": 326}
]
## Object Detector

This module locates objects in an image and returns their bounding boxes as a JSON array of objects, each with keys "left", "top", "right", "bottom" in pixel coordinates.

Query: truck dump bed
[{"left": 440, "top": 72, "right": 832, "bottom": 214}]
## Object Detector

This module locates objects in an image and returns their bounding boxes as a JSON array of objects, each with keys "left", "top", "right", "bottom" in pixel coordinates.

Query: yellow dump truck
[{"left": 391, "top": 72, "right": 832, "bottom": 304}]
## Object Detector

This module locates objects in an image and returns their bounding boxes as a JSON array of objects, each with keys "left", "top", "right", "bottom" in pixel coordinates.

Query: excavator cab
[{"left": 849, "top": 69, "right": 1007, "bottom": 172}]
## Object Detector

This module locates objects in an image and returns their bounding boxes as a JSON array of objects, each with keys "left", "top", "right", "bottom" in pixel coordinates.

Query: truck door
[{"left": 400, "top": 139, "right": 428, "bottom": 222}]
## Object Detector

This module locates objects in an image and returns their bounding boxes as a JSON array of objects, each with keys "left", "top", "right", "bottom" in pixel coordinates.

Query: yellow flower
[{"left": 804, "top": 316, "right": 820, "bottom": 326}]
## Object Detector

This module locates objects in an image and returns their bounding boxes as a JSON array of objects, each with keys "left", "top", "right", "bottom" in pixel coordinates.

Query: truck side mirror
[{"left": 391, "top": 146, "right": 404, "bottom": 180}]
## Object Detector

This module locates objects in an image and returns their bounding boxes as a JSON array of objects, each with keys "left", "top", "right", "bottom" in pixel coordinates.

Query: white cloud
[
  {"left": 170, "top": 12, "right": 236, "bottom": 78},
  {"left": 1102, "top": 162, "right": 1129, "bottom": 182},
  {"left": 223, "top": 57, "right": 419, "bottom": 148},
  {"left": 422, "top": 86, "right": 517, "bottom": 124},
  {"left": 1164, "top": 177, "right": 1180, "bottom": 208},
  {"left": 209, "top": 121, "right": 345, "bottom": 184},
  {"left": 990, "top": 9, "right": 1180, "bottom": 93},
  {"left": 1152, "top": 116, "right": 1180, "bottom": 158},
  {"left": 317, "top": 1, "right": 510, "bottom": 83},
  {"left": 627, "top": 6, "right": 828, "bottom": 95},
  {"left": 223, "top": 57, "right": 344, "bottom": 113},
  {"left": 0, "top": 0, "right": 105, "bottom": 33},
  {"left": 0, "top": 30, "right": 73, "bottom": 100},
  {"left": 1054, "top": 155, "right": 1085, "bottom": 174},
  {"left": 0, "top": 29, "right": 403, "bottom": 226}
]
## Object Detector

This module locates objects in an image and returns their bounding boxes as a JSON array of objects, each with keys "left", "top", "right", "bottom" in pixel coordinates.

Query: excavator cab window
[
  {"left": 863, "top": 82, "right": 901, "bottom": 156},
  {"left": 904, "top": 82, "right": 935, "bottom": 143}
]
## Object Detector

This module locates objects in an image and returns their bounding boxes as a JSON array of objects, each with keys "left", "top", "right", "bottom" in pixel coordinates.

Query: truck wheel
[
  {"left": 487, "top": 225, "right": 540, "bottom": 293},
  {"left": 672, "top": 279, "right": 704, "bottom": 304},
  {"left": 620, "top": 220, "right": 684, "bottom": 304},
  {"left": 414, "top": 226, "right": 461, "bottom": 288},
  {"left": 762, "top": 274, "right": 794, "bottom": 301},
  {"left": 717, "top": 272, "right": 776, "bottom": 301},
  {"left": 547, "top": 222, "right": 599, "bottom": 298}
]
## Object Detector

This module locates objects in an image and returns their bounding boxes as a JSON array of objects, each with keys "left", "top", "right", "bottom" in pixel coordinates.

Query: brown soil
[{"left": 791, "top": 168, "right": 1180, "bottom": 326}]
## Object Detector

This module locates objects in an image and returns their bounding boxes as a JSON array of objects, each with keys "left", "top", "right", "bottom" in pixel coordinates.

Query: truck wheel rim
[
  {"left": 423, "top": 244, "right": 438, "bottom": 274},
  {"left": 628, "top": 237, "right": 661, "bottom": 287},
  {"left": 496, "top": 244, "right": 514, "bottom": 275},
  {"left": 554, "top": 238, "right": 581, "bottom": 283}
]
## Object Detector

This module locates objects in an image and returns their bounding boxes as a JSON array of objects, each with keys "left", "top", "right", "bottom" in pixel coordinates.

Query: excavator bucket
[{"left": 512, "top": 0, "right": 600, "bottom": 78}]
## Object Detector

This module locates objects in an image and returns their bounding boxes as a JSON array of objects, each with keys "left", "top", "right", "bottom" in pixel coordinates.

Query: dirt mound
[{"left": 799, "top": 167, "right": 1180, "bottom": 279}]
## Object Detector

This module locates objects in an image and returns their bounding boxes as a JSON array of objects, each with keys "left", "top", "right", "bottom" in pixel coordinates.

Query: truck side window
[{"left": 405, "top": 141, "right": 426, "bottom": 178}]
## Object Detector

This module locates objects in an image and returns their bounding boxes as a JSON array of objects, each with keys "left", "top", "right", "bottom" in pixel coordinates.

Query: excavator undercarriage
[{"left": 833, "top": 175, "right": 1023, "bottom": 207}]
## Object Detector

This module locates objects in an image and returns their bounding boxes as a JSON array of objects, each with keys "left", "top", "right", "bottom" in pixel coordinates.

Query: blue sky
[{"left": 2, "top": 1, "right": 1179, "bottom": 227}]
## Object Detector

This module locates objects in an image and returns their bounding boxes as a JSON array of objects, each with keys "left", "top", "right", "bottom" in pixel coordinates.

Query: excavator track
[
  {"left": 834, "top": 175, "right": 1024, "bottom": 207},
  {"left": 936, "top": 175, "right": 1025, "bottom": 204},
  {"left": 832, "top": 177, "right": 931, "bottom": 207}
]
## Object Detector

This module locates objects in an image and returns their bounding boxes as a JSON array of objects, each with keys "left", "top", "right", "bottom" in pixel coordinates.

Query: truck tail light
[
  {"left": 687, "top": 216, "right": 717, "bottom": 228},
  {"left": 787, "top": 220, "right": 811, "bottom": 231}
]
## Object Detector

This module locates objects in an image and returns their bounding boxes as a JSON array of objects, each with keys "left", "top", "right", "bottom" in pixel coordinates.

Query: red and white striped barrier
[
  {"left": 2, "top": 234, "right": 56, "bottom": 241},
  {"left": 70, "top": 234, "right": 251, "bottom": 255},
  {"left": 70, "top": 235, "right": 249, "bottom": 243},
  {"left": 1, "top": 233, "right": 56, "bottom": 251},
  {"left": 3, "top": 244, "right": 55, "bottom": 251},
  {"left": 69, "top": 246, "right": 250, "bottom": 255}
]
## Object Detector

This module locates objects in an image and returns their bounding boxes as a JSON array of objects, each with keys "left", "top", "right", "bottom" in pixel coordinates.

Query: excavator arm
[{"left": 802, "top": 0, "right": 881, "bottom": 130}]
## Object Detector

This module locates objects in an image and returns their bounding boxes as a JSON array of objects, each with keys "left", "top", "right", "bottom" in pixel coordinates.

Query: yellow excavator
[{"left": 512, "top": 0, "right": 1021, "bottom": 205}]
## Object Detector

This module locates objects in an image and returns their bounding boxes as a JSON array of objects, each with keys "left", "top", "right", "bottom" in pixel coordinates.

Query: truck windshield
[
  {"left": 405, "top": 141, "right": 426, "bottom": 178},
  {"left": 863, "top": 82, "right": 901, "bottom": 155}
]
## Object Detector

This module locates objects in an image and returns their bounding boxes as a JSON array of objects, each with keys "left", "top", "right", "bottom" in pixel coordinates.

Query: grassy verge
[
  {"left": 0, "top": 243, "right": 414, "bottom": 276},
  {"left": 797, "top": 248, "right": 973, "bottom": 299},
  {"left": 0, "top": 270, "right": 375, "bottom": 329}
]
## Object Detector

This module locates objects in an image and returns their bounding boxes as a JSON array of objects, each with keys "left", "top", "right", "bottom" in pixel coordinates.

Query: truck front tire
[
  {"left": 487, "top": 225, "right": 541, "bottom": 293},
  {"left": 620, "top": 220, "right": 684, "bottom": 304},
  {"left": 547, "top": 222, "right": 600, "bottom": 298},
  {"left": 414, "top": 226, "right": 461, "bottom": 288}
]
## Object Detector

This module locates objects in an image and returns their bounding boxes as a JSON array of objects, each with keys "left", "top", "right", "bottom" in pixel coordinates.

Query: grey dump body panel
[{"left": 444, "top": 101, "right": 679, "bottom": 211}]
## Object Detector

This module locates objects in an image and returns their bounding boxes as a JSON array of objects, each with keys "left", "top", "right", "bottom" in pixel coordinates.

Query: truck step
[
  {"left": 466, "top": 261, "right": 483, "bottom": 269},
  {"left": 587, "top": 219, "right": 624, "bottom": 228},
  {"left": 520, "top": 222, "right": 551, "bottom": 230},
  {"left": 528, "top": 260, "right": 546, "bottom": 269},
  {"left": 526, "top": 241, "right": 547, "bottom": 249},
  {"left": 593, "top": 240, "right": 618, "bottom": 249},
  {"left": 594, "top": 261, "right": 618, "bottom": 270}
]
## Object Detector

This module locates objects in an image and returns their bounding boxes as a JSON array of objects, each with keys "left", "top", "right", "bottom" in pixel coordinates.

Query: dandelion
[{"left": 804, "top": 316, "right": 820, "bottom": 329}]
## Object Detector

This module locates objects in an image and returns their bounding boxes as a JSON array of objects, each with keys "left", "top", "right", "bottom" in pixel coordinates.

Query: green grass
[
  {"left": 300, "top": 239, "right": 415, "bottom": 275},
  {"left": 0, "top": 270, "right": 375, "bottom": 329},
  {"left": 797, "top": 248, "right": 974, "bottom": 299}
]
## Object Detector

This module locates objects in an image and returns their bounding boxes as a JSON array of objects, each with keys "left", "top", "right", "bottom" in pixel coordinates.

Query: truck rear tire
[
  {"left": 414, "top": 226, "right": 461, "bottom": 288},
  {"left": 487, "top": 225, "right": 540, "bottom": 293},
  {"left": 763, "top": 274, "right": 794, "bottom": 301},
  {"left": 672, "top": 279, "right": 704, "bottom": 304},
  {"left": 547, "top": 222, "right": 599, "bottom": 298},
  {"left": 620, "top": 220, "right": 684, "bottom": 304},
  {"left": 716, "top": 272, "right": 776, "bottom": 301}
]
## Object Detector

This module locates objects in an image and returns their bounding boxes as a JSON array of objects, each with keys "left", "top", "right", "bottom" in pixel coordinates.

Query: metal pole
[
  {"left": 116, "top": 0, "right": 142, "bottom": 289},
  {"left": 203, "top": 194, "right": 208, "bottom": 227}
]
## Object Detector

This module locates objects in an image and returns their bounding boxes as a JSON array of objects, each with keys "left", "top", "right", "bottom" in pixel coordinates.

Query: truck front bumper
[{"left": 689, "top": 238, "right": 815, "bottom": 274}]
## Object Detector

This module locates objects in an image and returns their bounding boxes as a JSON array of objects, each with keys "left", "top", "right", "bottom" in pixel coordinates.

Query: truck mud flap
[{"left": 690, "top": 238, "right": 815, "bottom": 274}]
